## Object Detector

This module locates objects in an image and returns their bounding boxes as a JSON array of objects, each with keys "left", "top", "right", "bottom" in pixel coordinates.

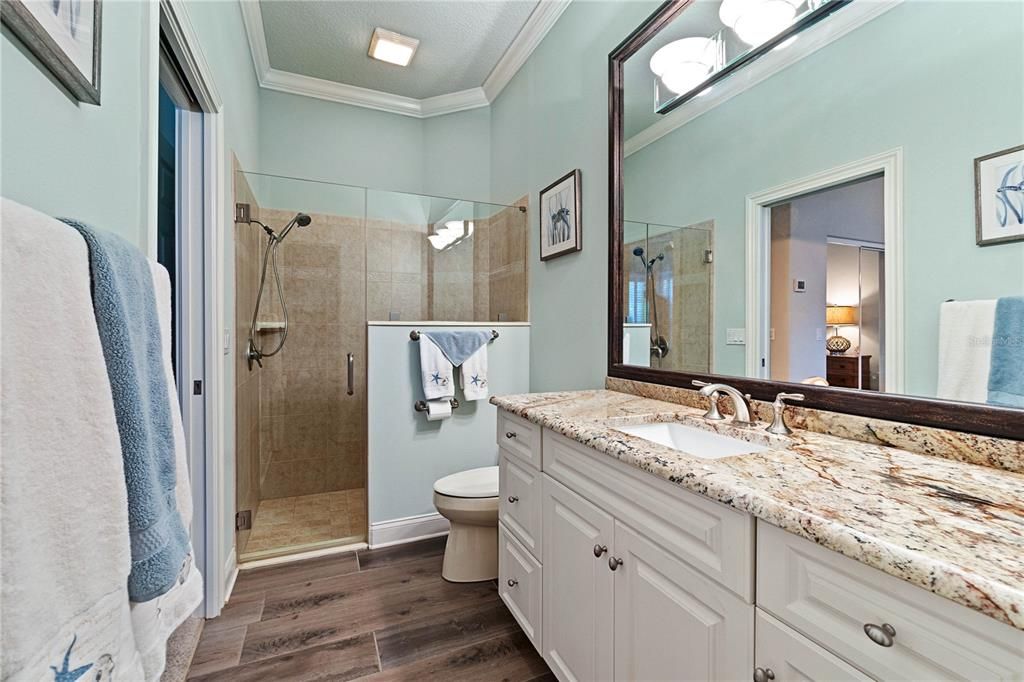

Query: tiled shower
[
  {"left": 623, "top": 220, "right": 713, "bottom": 373},
  {"left": 234, "top": 169, "right": 528, "bottom": 561}
]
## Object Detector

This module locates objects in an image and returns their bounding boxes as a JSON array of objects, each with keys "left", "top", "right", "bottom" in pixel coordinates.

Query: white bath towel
[
  {"left": 129, "top": 262, "right": 204, "bottom": 679},
  {"left": 461, "top": 345, "right": 489, "bottom": 401},
  {"left": 0, "top": 199, "right": 145, "bottom": 681},
  {"left": 936, "top": 299, "right": 997, "bottom": 403},
  {"left": 420, "top": 336, "right": 456, "bottom": 400}
]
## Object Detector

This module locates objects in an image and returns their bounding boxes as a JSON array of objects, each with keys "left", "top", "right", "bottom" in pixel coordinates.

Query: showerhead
[
  {"left": 277, "top": 212, "right": 312, "bottom": 241},
  {"left": 632, "top": 246, "right": 645, "bottom": 257}
]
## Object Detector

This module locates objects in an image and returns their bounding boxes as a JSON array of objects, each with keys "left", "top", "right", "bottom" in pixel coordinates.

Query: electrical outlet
[
  {"left": 793, "top": 279, "right": 807, "bottom": 293},
  {"left": 770, "top": 327, "right": 776, "bottom": 341},
  {"left": 726, "top": 328, "right": 746, "bottom": 345}
]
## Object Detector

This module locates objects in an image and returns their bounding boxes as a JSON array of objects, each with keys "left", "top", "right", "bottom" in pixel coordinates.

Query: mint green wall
[
  {"left": 1, "top": 1, "right": 157, "bottom": 248},
  {"left": 367, "top": 324, "right": 530, "bottom": 525},
  {"left": 624, "top": 1, "right": 1024, "bottom": 398},
  {"left": 488, "top": 0, "right": 659, "bottom": 392}
]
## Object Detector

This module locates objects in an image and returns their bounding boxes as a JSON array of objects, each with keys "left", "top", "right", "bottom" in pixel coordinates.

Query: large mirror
[{"left": 610, "top": 0, "right": 1024, "bottom": 436}]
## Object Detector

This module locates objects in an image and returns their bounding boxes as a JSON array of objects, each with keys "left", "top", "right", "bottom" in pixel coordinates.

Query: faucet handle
[
  {"left": 692, "top": 380, "right": 711, "bottom": 388},
  {"left": 766, "top": 393, "right": 804, "bottom": 435}
]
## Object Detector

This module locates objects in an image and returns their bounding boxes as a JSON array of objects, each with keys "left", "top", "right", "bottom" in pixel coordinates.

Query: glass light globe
[
  {"left": 649, "top": 37, "right": 718, "bottom": 95},
  {"left": 720, "top": 0, "right": 798, "bottom": 46}
]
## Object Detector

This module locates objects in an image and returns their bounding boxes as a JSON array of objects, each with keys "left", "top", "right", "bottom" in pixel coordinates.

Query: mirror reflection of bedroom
[{"left": 769, "top": 175, "right": 885, "bottom": 391}]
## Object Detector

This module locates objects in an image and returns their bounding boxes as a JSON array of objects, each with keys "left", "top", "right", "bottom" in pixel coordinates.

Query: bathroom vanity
[{"left": 492, "top": 392, "right": 1024, "bottom": 682}]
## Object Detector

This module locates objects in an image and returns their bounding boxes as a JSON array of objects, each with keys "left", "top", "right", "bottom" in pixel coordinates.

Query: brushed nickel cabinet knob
[
  {"left": 505, "top": 431, "right": 517, "bottom": 439},
  {"left": 753, "top": 667, "right": 775, "bottom": 682},
  {"left": 863, "top": 622, "right": 896, "bottom": 647},
  {"left": 608, "top": 556, "right": 623, "bottom": 571},
  {"left": 507, "top": 495, "right": 518, "bottom": 503},
  {"left": 593, "top": 544, "right": 607, "bottom": 557},
  {"left": 507, "top": 578, "right": 518, "bottom": 588}
]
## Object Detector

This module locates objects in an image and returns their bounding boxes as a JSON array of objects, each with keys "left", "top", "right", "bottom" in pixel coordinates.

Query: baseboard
[{"left": 369, "top": 512, "right": 450, "bottom": 549}]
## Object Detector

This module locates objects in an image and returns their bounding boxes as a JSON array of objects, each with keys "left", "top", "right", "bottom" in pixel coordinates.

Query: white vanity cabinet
[{"left": 494, "top": 409, "right": 1024, "bottom": 682}]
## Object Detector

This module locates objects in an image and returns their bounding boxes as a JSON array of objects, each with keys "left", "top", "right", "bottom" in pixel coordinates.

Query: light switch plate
[{"left": 726, "top": 328, "right": 746, "bottom": 345}]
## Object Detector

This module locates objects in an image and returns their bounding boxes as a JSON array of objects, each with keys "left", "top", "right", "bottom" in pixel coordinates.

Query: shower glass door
[{"left": 233, "top": 171, "right": 528, "bottom": 562}]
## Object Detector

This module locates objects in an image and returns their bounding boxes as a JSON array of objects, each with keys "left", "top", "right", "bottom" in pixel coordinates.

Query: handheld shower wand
[
  {"left": 245, "top": 212, "right": 311, "bottom": 369},
  {"left": 632, "top": 246, "right": 669, "bottom": 359}
]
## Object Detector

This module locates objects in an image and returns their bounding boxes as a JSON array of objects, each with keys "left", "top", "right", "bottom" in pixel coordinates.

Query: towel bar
[
  {"left": 414, "top": 398, "right": 459, "bottom": 412},
  {"left": 410, "top": 329, "right": 499, "bottom": 341}
]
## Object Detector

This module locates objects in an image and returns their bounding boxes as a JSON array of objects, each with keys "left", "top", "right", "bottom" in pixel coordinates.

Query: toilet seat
[{"left": 433, "top": 466, "right": 498, "bottom": 498}]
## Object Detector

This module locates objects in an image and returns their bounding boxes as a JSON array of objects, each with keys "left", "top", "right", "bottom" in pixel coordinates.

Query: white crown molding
[
  {"left": 625, "top": 0, "right": 903, "bottom": 157},
  {"left": 482, "top": 0, "right": 573, "bottom": 101},
  {"left": 237, "top": 0, "right": 570, "bottom": 118}
]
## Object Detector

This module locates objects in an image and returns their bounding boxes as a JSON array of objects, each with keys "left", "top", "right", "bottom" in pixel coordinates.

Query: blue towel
[
  {"left": 422, "top": 330, "right": 491, "bottom": 367},
  {"left": 988, "top": 296, "right": 1024, "bottom": 408},
  {"left": 62, "top": 219, "right": 190, "bottom": 602}
]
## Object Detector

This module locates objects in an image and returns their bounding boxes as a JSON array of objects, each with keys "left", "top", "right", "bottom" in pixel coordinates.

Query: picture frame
[
  {"left": 539, "top": 169, "right": 582, "bottom": 261},
  {"left": 1, "top": 0, "right": 102, "bottom": 104},
  {"left": 974, "top": 144, "right": 1024, "bottom": 246}
]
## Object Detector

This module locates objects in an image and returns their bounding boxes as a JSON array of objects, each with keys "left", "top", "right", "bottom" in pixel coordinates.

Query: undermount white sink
[{"left": 613, "top": 422, "right": 770, "bottom": 459}]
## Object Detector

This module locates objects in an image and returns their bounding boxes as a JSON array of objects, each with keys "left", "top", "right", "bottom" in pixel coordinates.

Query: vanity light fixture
[
  {"left": 719, "top": 0, "right": 802, "bottom": 46},
  {"left": 368, "top": 28, "right": 419, "bottom": 66},
  {"left": 649, "top": 36, "right": 722, "bottom": 96}
]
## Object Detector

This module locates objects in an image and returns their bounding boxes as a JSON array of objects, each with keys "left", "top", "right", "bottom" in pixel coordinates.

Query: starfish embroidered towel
[
  {"left": 419, "top": 335, "right": 456, "bottom": 400},
  {"left": 461, "top": 345, "right": 489, "bottom": 401}
]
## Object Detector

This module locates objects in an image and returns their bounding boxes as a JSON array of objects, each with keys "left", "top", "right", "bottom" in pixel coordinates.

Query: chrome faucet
[
  {"left": 766, "top": 392, "right": 804, "bottom": 435},
  {"left": 692, "top": 380, "right": 756, "bottom": 427}
]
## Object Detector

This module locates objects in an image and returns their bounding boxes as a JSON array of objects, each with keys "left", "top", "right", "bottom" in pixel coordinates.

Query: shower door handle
[{"left": 346, "top": 353, "right": 355, "bottom": 396}]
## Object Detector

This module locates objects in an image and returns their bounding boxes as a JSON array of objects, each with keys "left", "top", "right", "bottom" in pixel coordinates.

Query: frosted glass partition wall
[
  {"left": 233, "top": 170, "right": 527, "bottom": 561},
  {"left": 623, "top": 220, "right": 713, "bottom": 373}
]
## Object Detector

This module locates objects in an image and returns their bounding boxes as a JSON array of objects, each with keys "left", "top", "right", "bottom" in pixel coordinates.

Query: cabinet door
[
  {"left": 542, "top": 475, "right": 615, "bottom": 682},
  {"left": 754, "top": 609, "right": 870, "bottom": 682},
  {"left": 613, "top": 521, "right": 753, "bottom": 682}
]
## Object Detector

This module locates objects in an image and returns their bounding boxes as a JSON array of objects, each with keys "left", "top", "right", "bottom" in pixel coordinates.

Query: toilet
[{"left": 433, "top": 466, "right": 499, "bottom": 582}]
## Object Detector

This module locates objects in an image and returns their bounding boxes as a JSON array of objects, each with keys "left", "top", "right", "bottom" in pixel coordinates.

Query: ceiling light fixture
[
  {"left": 649, "top": 36, "right": 721, "bottom": 97},
  {"left": 368, "top": 28, "right": 419, "bottom": 66},
  {"left": 719, "top": 0, "right": 801, "bottom": 46}
]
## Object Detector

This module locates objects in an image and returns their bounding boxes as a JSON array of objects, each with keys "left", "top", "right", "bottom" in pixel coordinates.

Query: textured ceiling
[{"left": 260, "top": 0, "right": 540, "bottom": 100}]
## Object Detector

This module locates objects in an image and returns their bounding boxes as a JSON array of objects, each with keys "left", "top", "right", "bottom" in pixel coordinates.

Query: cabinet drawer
[
  {"left": 499, "top": 523, "right": 542, "bottom": 653},
  {"left": 755, "top": 609, "right": 870, "bottom": 682},
  {"left": 543, "top": 430, "right": 754, "bottom": 601},
  {"left": 757, "top": 521, "right": 1024, "bottom": 681},
  {"left": 499, "top": 451, "right": 542, "bottom": 560},
  {"left": 497, "top": 410, "right": 541, "bottom": 470}
]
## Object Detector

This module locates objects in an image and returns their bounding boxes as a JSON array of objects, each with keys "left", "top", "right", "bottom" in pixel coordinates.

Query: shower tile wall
[
  {"left": 258, "top": 208, "right": 367, "bottom": 500},
  {"left": 486, "top": 200, "right": 529, "bottom": 322},
  {"left": 366, "top": 220, "right": 429, "bottom": 321},
  {"left": 233, "top": 163, "right": 263, "bottom": 555},
  {"left": 623, "top": 220, "right": 713, "bottom": 373}
]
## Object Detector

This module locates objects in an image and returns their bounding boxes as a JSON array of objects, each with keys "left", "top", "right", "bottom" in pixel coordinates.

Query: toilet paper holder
[{"left": 414, "top": 398, "right": 460, "bottom": 412}]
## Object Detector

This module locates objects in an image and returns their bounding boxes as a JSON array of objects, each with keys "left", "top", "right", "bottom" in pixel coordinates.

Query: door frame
[
  {"left": 745, "top": 148, "right": 904, "bottom": 393},
  {"left": 159, "top": 0, "right": 230, "bottom": 618}
]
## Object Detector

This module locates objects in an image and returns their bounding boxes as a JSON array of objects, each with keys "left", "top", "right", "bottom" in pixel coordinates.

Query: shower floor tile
[{"left": 242, "top": 488, "right": 366, "bottom": 558}]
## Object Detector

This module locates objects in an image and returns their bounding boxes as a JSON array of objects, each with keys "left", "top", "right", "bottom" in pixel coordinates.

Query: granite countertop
[{"left": 490, "top": 389, "right": 1024, "bottom": 630}]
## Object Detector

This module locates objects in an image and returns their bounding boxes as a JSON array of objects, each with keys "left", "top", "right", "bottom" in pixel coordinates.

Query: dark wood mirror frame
[{"left": 607, "top": 1, "right": 1022, "bottom": 441}]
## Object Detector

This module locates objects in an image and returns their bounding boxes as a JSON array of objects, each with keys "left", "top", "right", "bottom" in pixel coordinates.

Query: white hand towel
[
  {"left": 461, "top": 344, "right": 489, "bottom": 401},
  {"left": 1, "top": 199, "right": 145, "bottom": 681},
  {"left": 130, "top": 262, "right": 203, "bottom": 680},
  {"left": 420, "top": 336, "right": 455, "bottom": 400},
  {"left": 936, "top": 299, "right": 997, "bottom": 403}
]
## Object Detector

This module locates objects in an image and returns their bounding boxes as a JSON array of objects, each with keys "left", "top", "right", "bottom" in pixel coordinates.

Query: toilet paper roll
[{"left": 425, "top": 399, "right": 452, "bottom": 421}]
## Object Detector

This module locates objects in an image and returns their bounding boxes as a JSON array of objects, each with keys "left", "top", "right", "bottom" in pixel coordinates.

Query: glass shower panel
[
  {"left": 234, "top": 170, "right": 368, "bottom": 561},
  {"left": 365, "top": 189, "right": 529, "bottom": 322}
]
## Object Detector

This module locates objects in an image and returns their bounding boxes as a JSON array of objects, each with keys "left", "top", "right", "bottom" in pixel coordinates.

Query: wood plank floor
[{"left": 188, "top": 537, "right": 553, "bottom": 681}]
